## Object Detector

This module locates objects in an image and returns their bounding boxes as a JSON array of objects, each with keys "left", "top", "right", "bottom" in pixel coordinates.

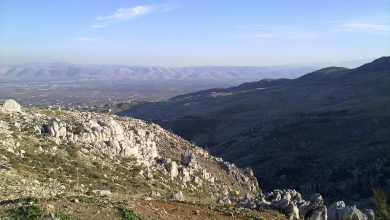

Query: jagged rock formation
[
  {"left": 261, "top": 190, "right": 373, "bottom": 220},
  {"left": 0, "top": 100, "right": 259, "bottom": 204},
  {"left": 328, "top": 201, "right": 375, "bottom": 220},
  {"left": 38, "top": 111, "right": 260, "bottom": 195}
]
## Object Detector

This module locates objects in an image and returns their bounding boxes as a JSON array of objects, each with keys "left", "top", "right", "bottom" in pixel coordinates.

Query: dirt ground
[{"left": 0, "top": 196, "right": 287, "bottom": 220}]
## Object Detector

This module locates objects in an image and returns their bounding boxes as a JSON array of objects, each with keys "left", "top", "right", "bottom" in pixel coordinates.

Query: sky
[{"left": 0, "top": 0, "right": 389, "bottom": 67}]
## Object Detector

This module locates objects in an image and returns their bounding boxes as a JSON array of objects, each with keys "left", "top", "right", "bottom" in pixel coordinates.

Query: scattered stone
[
  {"left": 170, "top": 191, "right": 184, "bottom": 201},
  {"left": 92, "top": 190, "right": 112, "bottom": 197},
  {"left": 70, "top": 198, "right": 79, "bottom": 203},
  {"left": 217, "top": 196, "right": 231, "bottom": 205},
  {"left": 145, "top": 191, "right": 161, "bottom": 199}
]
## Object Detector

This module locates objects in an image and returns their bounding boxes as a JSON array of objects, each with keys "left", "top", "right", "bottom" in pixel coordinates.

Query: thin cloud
[
  {"left": 337, "top": 22, "right": 390, "bottom": 34},
  {"left": 88, "top": 4, "right": 175, "bottom": 30},
  {"left": 94, "top": 6, "right": 153, "bottom": 29}
]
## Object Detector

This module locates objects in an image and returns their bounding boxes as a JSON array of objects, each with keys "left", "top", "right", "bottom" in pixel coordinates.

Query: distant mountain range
[
  {"left": 119, "top": 56, "right": 390, "bottom": 204},
  {"left": 0, "top": 63, "right": 315, "bottom": 83}
]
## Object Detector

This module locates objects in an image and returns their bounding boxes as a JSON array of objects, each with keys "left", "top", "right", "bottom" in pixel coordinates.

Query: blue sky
[{"left": 0, "top": 0, "right": 389, "bottom": 66}]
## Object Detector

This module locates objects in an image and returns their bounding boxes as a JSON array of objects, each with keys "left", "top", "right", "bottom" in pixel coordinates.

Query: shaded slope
[{"left": 119, "top": 57, "right": 390, "bottom": 203}]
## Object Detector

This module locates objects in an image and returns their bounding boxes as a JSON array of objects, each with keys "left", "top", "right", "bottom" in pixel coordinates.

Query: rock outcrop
[
  {"left": 0, "top": 100, "right": 259, "bottom": 203},
  {"left": 170, "top": 191, "right": 184, "bottom": 201},
  {"left": 221, "top": 161, "right": 259, "bottom": 193},
  {"left": 42, "top": 117, "right": 159, "bottom": 167},
  {"left": 1, "top": 99, "right": 22, "bottom": 113},
  {"left": 263, "top": 190, "right": 373, "bottom": 220},
  {"left": 328, "top": 201, "right": 373, "bottom": 220},
  {"left": 37, "top": 110, "right": 260, "bottom": 195}
]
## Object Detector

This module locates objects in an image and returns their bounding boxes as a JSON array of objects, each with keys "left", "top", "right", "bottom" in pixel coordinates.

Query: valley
[
  {"left": 119, "top": 57, "right": 390, "bottom": 207},
  {"left": 1, "top": 0, "right": 388, "bottom": 219}
]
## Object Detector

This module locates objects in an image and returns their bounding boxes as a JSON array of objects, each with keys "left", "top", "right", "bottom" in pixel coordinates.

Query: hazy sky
[{"left": 1, "top": 0, "right": 389, "bottom": 66}]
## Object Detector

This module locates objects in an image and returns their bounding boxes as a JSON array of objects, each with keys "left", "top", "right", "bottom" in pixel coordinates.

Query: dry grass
[{"left": 373, "top": 188, "right": 390, "bottom": 219}]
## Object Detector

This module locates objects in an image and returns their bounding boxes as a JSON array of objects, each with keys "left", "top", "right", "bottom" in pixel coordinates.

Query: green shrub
[
  {"left": 8, "top": 205, "right": 43, "bottom": 220},
  {"left": 0, "top": 196, "right": 40, "bottom": 206},
  {"left": 72, "top": 122, "right": 85, "bottom": 135},
  {"left": 53, "top": 211, "right": 75, "bottom": 220},
  {"left": 373, "top": 188, "right": 390, "bottom": 219},
  {"left": 117, "top": 206, "right": 142, "bottom": 220}
]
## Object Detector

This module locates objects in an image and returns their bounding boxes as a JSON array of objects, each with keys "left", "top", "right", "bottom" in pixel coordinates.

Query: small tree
[{"left": 372, "top": 188, "right": 390, "bottom": 219}]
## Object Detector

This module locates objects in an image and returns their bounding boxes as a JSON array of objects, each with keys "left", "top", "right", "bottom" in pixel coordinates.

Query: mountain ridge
[{"left": 0, "top": 64, "right": 316, "bottom": 83}]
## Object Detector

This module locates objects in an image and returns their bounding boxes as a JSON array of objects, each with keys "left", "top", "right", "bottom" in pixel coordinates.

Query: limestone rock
[
  {"left": 217, "top": 196, "right": 232, "bottom": 205},
  {"left": 170, "top": 191, "right": 184, "bottom": 201},
  {"left": 92, "top": 190, "right": 112, "bottom": 197},
  {"left": 201, "top": 169, "right": 214, "bottom": 183},
  {"left": 41, "top": 116, "right": 159, "bottom": 167},
  {"left": 266, "top": 189, "right": 303, "bottom": 219},
  {"left": 309, "top": 205, "right": 327, "bottom": 220},
  {"left": 328, "top": 201, "right": 370, "bottom": 220},
  {"left": 145, "top": 191, "right": 161, "bottom": 199},
  {"left": 241, "top": 193, "right": 257, "bottom": 209},
  {"left": 364, "top": 209, "right": 375, "bottom": 220},
  {"left": 181, "top": 150, "right": 198, "bottom": 168},
  {"left": 193, "top": 176, "right": 203, "bottom": 186},
  {"left": 2, "top": 99, "right": 22, "bottom": 113},
  {"left": 310, "top": 193, "right": 324, "bottom": 208},
  {"left": 328, "top": 201, "right": 346, "bottom": 220},
  {"left": 264, "top": 191, "right": 370, "bottom": 220},
  {"left": 271, "top": 199, "right": 299, "bottom": 219},
  {"left": 337, "top": 206, "right": 368, "bottom": 220},
  {"left": 43, "top": 120, "right": 67, "bottom": 138},
  {"left": 163, "top": 158, "right": 178, "bottom": 178},
  {"left": 0, "top": 103, "right": 263, "bottom": 209},
  {"left": 180, "top": 167, "right": 191, "bottom": 182},
  {"left": 221, "top": 161, "right": 259, "bottom": 193}
]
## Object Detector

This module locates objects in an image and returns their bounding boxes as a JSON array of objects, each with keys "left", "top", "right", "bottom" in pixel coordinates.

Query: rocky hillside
[
  {"left": 0, "top": 100, "right": 376, "bottom": 220},
  {"left": 119, "top": 57, "right": 390, "bottom": 205},
  {"left": 0, "top": 98, "right": 260, "bottom": 199}
]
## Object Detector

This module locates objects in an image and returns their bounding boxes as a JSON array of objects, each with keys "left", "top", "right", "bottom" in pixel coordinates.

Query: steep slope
[{"left": 119, "top": 57, "right": 390, "bottom": 204}]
